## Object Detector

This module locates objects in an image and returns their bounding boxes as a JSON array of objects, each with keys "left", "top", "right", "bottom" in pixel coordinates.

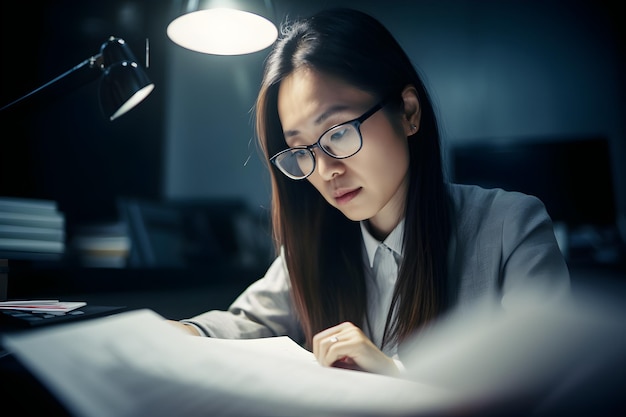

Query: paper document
[
  {"left": 3, "top": 286, "right": 625, "bottom": 417},
  {"left": 2, "top": 309, "right": 452, "bottom": 417},
  {"left": 0, "top": 300, "right": 86, "bottom": 312}
]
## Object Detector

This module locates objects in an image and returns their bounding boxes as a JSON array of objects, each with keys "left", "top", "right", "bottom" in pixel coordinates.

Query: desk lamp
[
  {"left": 0, "top": 36, "right": 155, "bottom": 121},
  {"left": 0, "top": 37, "right": 154, "bottom": 300},
  {"left": 167, "top": 0, "right": 278, "bottom": 55}
]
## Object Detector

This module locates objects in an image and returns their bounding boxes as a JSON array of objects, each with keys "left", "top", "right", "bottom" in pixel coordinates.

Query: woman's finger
[
  {"left": 312, "top": 321, "right": 354, "bottom": 361},
  {"left": 313, "top": 323, "right": 364, "bottom": 366}
]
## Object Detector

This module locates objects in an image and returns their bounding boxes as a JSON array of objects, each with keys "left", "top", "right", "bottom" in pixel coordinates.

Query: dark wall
[
  {"left": 0, "top": 0, "right": 169, "bottom": 233},
  {"left": 165, "top": 0, "right": 626, "bottom": 239}
]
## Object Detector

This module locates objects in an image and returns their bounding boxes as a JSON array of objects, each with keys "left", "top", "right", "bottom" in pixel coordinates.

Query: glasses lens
[
  {"left": 274, "top": 148, "right": 315, "bottom": 179},
  {"left": 320, "top": 123, "right": 361, "bottom": 158}
]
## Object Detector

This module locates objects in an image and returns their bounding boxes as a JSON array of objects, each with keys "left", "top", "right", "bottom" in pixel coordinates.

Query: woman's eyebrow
[
  {"left": 284, "top": 104, "right": 350, "bottom": 139},
  {"left": 315, "top": 104, "right": 350, "bottom": 125}
]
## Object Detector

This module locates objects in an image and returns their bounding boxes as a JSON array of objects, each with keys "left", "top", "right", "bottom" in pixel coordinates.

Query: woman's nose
[{"left": 314, "top": 150, "right": 345, "bottom": 180}]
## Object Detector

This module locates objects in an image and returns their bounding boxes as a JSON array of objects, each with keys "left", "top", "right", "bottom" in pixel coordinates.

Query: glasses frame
[{"left": 270, "top": 100, "right": 386, "bottom": 180}]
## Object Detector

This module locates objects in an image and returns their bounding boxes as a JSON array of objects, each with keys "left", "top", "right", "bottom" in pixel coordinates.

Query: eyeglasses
[{"left": 270, "top": 100, "right": 386, "bottom": 180}]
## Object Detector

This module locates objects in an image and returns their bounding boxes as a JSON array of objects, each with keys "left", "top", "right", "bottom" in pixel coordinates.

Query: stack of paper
[
  {"left": 0, "top": 196, "right": 65, "bottom": 259},
  {"left": 0, "top": 300, "right": 86, "bottom": 313}
]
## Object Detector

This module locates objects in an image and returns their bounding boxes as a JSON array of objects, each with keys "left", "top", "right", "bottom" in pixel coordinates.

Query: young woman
[{"left": 170, "top": 7, "right": 570, "bottom": 376}]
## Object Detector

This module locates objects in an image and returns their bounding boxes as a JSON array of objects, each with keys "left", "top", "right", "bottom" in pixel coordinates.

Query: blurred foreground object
[{"left": 401, "top": 284, "right": 626, "bottom": 416}]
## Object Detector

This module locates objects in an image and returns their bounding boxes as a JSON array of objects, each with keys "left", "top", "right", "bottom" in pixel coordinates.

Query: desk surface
[
  {"left": 1, "top": 351, "right": 71, "bottom": 416},
  {"left": 2, "top": 261, "right": 266, "bottom": 320}
]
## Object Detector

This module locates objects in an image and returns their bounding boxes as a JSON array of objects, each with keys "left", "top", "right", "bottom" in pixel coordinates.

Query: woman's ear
[{"left": 400, "top": 85, "right": 421, "bottom": 136}]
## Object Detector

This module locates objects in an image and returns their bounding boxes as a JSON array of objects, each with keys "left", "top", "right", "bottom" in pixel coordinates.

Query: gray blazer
[
  {"left": 447, "top": 183, "right": 570, "bottom": 310},
  {"left": 184, "top": 184, "right": 570, "bottom": 341}
]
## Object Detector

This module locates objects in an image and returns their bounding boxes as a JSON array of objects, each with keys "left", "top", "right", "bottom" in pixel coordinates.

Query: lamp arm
[{"left": 0, "top": 53, "right": 104, "bottom": 114}]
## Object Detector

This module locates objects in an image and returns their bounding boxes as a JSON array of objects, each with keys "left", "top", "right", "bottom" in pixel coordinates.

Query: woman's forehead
[{"left": 277, "top": 68, "right": 372, "bottom": 129}]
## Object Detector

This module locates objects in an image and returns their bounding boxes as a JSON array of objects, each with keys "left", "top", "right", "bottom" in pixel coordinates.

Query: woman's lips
[{"left": 334, "top": 187, "right": 361, "bottom": 204}]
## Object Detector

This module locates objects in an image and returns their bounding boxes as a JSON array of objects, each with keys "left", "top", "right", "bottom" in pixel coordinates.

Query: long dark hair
[{"left": 255, "top": 8, "right": 451, "bottom": 350}]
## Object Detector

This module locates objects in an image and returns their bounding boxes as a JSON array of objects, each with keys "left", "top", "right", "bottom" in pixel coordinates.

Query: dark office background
[
  {"left": 1, "top": 4, "right": 624, "bottom": 412},
  {"left": 1, "top": 0, "right": 624, "bottom": 278}
]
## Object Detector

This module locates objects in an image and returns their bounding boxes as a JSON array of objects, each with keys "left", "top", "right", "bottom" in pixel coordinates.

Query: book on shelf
[
  {"left": 0, "top": 249, "right": 64, "bottom": 261},
  {"left": 0, "top": 238, "right": 65, "bottom": 254},
  {"left": 0, "top": 224, "right": 65, "bottom": 241},
  {"left": 0, "top": 196, "right": 59, "bottom": 216},
  {"left": 0, "top": 211, "right": 65, "bottom": 229},
  {"left": 0, "top": 196, "right": 65, "bottom": 259},
  {"left": 70, "top": 222, "right": 131, "bottom": 268}
]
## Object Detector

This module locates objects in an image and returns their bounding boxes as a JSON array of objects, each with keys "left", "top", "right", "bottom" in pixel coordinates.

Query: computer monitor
[{"left": 450, "top": 136, "right": 617, "bottom": 228}]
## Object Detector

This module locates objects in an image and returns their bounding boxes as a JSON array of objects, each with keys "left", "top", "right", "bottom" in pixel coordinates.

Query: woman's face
[{"left": 277, "top": 67, "right": 411, "bottom": 238}]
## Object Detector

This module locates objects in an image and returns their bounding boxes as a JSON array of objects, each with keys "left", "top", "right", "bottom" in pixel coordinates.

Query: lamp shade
[
  {"left": 98, "top": 37, "right": 155, "bottom": 121},
  {"left": 167, "top": 0, "right": 278, "bottom": 55}
]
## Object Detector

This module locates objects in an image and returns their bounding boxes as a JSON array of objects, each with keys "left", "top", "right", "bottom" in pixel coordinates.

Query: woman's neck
[
  {"left": 366, "top": 179, "right": 407, "bottom": 241},
  {"left": 365, "top": 217, "right": 400, "bottom": 242}
]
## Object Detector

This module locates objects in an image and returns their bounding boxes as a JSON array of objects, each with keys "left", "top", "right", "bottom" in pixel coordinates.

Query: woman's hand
[
  {"left": 167, "top": 320, "right": 202, "bottom": 336},
  {"left": 312, "top": 321, "right": 399, "bottom": 376}
]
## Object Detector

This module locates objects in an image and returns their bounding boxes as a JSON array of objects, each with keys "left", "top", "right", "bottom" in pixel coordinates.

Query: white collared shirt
[{"left": 360, "top": 219, "right": 405, "bottom": 356}]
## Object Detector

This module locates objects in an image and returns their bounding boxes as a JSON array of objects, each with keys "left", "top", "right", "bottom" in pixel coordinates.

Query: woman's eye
[
  {"left": 293, "top": 149, "right": 309, "bottom": 160},
  {"left": 329, "top": 127, "right": 349, "bottom": 142}
]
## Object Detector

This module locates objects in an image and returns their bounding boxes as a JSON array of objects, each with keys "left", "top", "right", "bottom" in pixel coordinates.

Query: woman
[{"left": 170, "top": 7, "right": 570, "bottom": 376}]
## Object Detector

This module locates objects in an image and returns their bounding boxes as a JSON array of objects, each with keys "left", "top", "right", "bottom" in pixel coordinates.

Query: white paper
[
  {"left": 0, "top": 299, "right": 59, "bottom": 305},
  {"left": 2, "top": 309, "right": 452, "bottom": 417},
  {"left": 4, "top": 286, "right": 624, "bottom": 417},
  {"left": 0, "top": 300, "right": 85, "bottom": 312}
]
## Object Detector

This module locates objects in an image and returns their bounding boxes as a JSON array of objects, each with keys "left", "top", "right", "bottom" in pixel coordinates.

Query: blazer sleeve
[
  {"left": 499, "top": 191, "right": 571, "bottom": 308},
  {"left": 448, "top": 185, "right": 571, "bottom": 310},
  {"left": 181, "top": 254, "right": 304, "bottom": 342}
]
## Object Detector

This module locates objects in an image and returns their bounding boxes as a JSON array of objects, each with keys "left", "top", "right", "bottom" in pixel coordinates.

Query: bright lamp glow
[{"left": 167, "top": 8, "right": 278, "bottom": 55}]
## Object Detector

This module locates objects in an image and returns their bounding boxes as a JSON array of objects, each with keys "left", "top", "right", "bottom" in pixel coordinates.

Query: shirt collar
[{"left": 360, "top": 219, "right": 405, "bottom": 268}]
